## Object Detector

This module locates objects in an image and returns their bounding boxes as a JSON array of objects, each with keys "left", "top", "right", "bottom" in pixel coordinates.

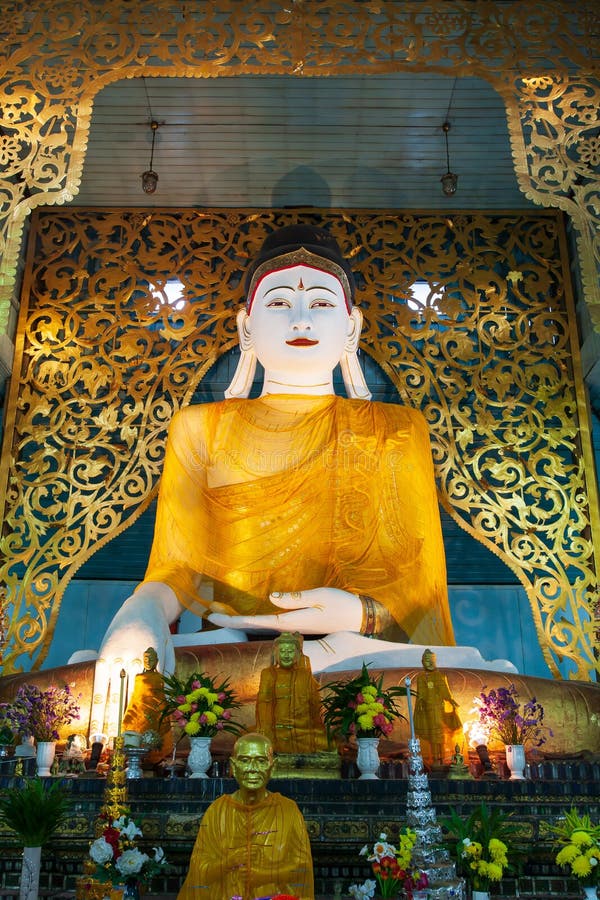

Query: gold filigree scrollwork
[
  {"left": 0, "top": 209, "right": 598, "bottom": 681},
  {"left": 0, "top": 1, "right": 598, "bottom": 335},
  {"left": 506, "top": 73, "right": 600, "bottom": 329}
]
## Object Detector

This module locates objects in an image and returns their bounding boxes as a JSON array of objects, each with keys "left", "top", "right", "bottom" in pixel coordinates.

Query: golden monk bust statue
[
  {"left": 413, "top": 648, "right": 462, "bottom": 767},
  {"left": 91, "top": 224, "right": 455, "bottom": 735},
  {"left": 255, "top": 631, "right": 328, "bottom": 754},
  {"left": 177, "top": 732, "right": 314, "bottom": 900}
]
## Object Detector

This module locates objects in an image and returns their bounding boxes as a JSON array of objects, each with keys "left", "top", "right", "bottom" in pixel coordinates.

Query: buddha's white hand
[
  {"left": 207, "top": 587, "right": 362, "bottom": 635},
  {"left": 89, "top": 583, "right": 181, "bottom": 736}
]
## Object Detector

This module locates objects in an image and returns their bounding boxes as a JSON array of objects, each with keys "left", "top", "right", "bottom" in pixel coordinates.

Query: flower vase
[
  {"left": 505, "top": 743, "right": 526, "bottom": 780},
  {"left": 356, "top": 736, "right": 380, "bottom": 779},
  {"left": 187, "top": 735, "right": 212, "bottom": 778},
  {"left": 582, "top": 887, "right": 597, "bottom": 900},
  {"left": 109, "top": 883, "right": 141, "bottom": 900},
  {"left": 35, "top": 740, "right": 56, "bottom": 777},
  {"left": 19, "top": 846, "right": 42, "bottom": 900},
  {"left": 472, "top": 891, "right": 490, "bottom": 900},
  {"left": 123, "top": 881, "right": 141, "bottom": 900}
]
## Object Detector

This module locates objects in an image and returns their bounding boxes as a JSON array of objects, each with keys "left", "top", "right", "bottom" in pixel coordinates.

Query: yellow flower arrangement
[
  {"left": 442, "top": 802, "right": 516, "bottom": 892},
  {"left": 160, "top": 670, "right": 244, "bottom": 738},
  {"left": 552, "top": 809, "right": 600, "bottom": 887},
  {"left": 461, "top": 836, "right": 508, "bottom": 888},
  {"left": 320, "top": 663, "right": 407, "bottom": 740}
]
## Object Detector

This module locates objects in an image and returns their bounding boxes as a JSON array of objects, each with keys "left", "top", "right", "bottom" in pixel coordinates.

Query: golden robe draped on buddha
[{"left": 142, "top": 394, "right": 454, "bottom": 646}]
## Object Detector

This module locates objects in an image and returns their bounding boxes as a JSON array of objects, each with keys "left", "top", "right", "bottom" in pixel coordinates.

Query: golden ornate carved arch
[
  {"left": 0, "top": 2, "right": 598, "bottom": 334},
  {"left": 0, "top": 1, "right": 599, "bottom": 677}
]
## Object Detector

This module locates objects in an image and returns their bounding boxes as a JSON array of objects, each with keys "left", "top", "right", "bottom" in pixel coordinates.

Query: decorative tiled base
[{"left": 0, "top": 768, "right": 597, "bottom": 899}]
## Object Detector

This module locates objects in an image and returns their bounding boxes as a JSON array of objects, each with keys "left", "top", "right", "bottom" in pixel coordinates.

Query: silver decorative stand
[
  {"left": 406, "top": 737, "right": 466, "bottom": 900},
  {"left": 125, "top": 747, "right": 147, "bottom": 779}
]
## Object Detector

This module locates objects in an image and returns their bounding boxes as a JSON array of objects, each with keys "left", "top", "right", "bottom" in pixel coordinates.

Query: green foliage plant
[
  {"left": 0, "top": 777, "right": 71, "bottom": 846},
  {"left": 441, "top": 802, "right": 518, "bottom": 892}
]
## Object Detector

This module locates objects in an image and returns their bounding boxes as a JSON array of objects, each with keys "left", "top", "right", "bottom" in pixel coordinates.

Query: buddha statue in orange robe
[
  {"left": 90, "top": 225, "right": 454, "bottom": 737},
  {"left": 255, "top": 632, "right": 328, "bottom": 754}
]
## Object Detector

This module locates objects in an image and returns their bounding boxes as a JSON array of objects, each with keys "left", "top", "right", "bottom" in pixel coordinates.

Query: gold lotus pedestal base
[{"left": 273, "top": 750, "right": 340, "bottom": 779}]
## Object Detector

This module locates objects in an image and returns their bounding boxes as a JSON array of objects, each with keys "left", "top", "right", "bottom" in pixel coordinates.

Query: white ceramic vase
[
  {"left": 19, "top": 846, "right": 42, "bottom": 900},
  {"left": 35, "top": 741, "right": 56, "bottom": 777},
  {"left": 582, "top": 886, "right": 598, "bottom": 900},
  {"left": 472, "top": 891, "right": 490, "bottom": 900},
  {"left": 187, "top": 735, "right": 212, "bottom": 778},
  {"left": 356, "top": 736, "right": 380, "bottom": 779},
  {"left": 505, "top": 743, "right": 526, "bottom": 780}
]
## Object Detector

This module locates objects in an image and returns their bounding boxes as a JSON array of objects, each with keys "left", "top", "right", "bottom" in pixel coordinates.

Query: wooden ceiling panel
[{"left": 73, "top": 73, "right": 531, "bottom": 210}]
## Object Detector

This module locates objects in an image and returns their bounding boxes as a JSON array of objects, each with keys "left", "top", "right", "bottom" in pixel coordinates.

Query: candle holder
[{"left": 475, "top": 743, "right": 499, "bottom": 779}]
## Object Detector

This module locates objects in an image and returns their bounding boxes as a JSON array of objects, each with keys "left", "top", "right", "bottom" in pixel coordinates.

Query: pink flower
[
  {"left": 191, "top": 680, "right": 201, "bottom": 690},
  {"left": 356, "top": 693, "right": 364, "bottom": 704},
  {"left": 218, "top": 692, "right": 226, "bottom": 701},
  {"left": 177, "top": 695, "right": 186, "bottom": 704},
  {"left": 216, "top": 722, "right": 224, "bottom": 730},
  {"left": 222, "top": 710, "right": 231, "bottom": 719},
  {"left": 199, "top": 713, "right": 207, "bottom": 724}
]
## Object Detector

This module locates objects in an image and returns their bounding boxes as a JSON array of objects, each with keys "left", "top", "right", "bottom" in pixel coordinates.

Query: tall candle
[
  {"left": 405, "top": 676, "right": 415, "bottom": 740},
  {"left": 117, "top": 668, "right": 126, "bottom": 736}
]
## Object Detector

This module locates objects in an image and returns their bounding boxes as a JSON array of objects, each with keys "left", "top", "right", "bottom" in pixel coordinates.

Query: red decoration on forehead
[{"left": 246, "top": 263, "right": 352, "bottom": 314}]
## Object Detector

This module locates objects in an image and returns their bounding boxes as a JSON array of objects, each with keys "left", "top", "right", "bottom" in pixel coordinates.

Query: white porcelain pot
[
  {"left": 505, "top": 743, "right": 526, "bottom": 780},
  {"left": 187, "top": 735, "right": 212, "bottom": 778},
  {"left": 35, "top": 741, "right": 56, "bottom": 777},
  {"left": 19, "top": 847, "right": 41, "bottom": 900},
  {"left": 356, "top": 736, "right": 380, "bottom": 779}
]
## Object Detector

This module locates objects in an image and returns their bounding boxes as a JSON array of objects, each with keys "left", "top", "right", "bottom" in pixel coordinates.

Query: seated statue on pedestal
[
  {"left": 177, "top": 732, "right": 314, "bottom": 900},
  {"left": 90, "top": 224, "right": 456, "bottom": 735},
  {"left": 256, "top": 631, "right": 329, "bottom": 754}
]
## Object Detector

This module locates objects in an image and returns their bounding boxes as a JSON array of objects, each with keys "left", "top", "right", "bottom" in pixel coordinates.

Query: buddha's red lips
[{"left": 285, "top": 338, "right": 319, "bottom": 346}]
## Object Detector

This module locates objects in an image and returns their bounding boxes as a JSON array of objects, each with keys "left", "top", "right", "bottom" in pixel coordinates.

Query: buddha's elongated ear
[
  {"left": 341, "top": 307, "right": 372, "bottom": 400},
  {"left": 224, "top": 308, "right": 257, "bottom": 399}
]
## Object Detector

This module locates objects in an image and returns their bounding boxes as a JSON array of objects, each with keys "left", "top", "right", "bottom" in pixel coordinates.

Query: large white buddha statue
[{"left": 89, "top": 225, "right": 507, "bottom": 736}]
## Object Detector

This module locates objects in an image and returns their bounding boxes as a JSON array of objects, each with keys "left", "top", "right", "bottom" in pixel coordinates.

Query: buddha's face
[
  {"left": 247, "top": 264, "right": 356, "bottom": 378},
  {"left": 422, "top": 651, "right": 436, "bottom": 671},
  {"left": 231, "top": 735, "right": 274, "bottom": 793},
  {"left": 277, "top": 639, "right": 299, "bottom": 668},
  {"left": 144, "top": 648, "right": 158, "bottom": 670}
]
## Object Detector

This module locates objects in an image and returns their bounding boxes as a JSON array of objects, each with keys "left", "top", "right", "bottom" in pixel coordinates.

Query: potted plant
[
  {"left": 87, "top": 813, "right": 170, "bottom": 900},
  {"left": 473, "top": 683, "right": 551, "bottom": 779},
  {"left": 551, "top": 807, "right": 600, "bottom": 900},
  {"left": 348, "top": 828, "right": 429, "bottom": 899},
  {"left": 1, "top": 683, "right": 81, "bottom": 776},
  {"left": 160, "top": 670, "right": 244, "bottom": 777},
  {"left": 320, "top": 663, "right": 407, "bottom": 779},
  {"left": 0, "top": 777, "right": 71, "bottom": 900},
  {"left": 442, "top": 802, "right": 517, "bottom": 900}
]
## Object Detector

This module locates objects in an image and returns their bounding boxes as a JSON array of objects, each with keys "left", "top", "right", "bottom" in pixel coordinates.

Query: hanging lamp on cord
[
  {"left": 141, "top": 120, "right": 159, "bottom": 194},
  {"left": 440, "top": 121, "right": 458, "bottom": 196}
]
